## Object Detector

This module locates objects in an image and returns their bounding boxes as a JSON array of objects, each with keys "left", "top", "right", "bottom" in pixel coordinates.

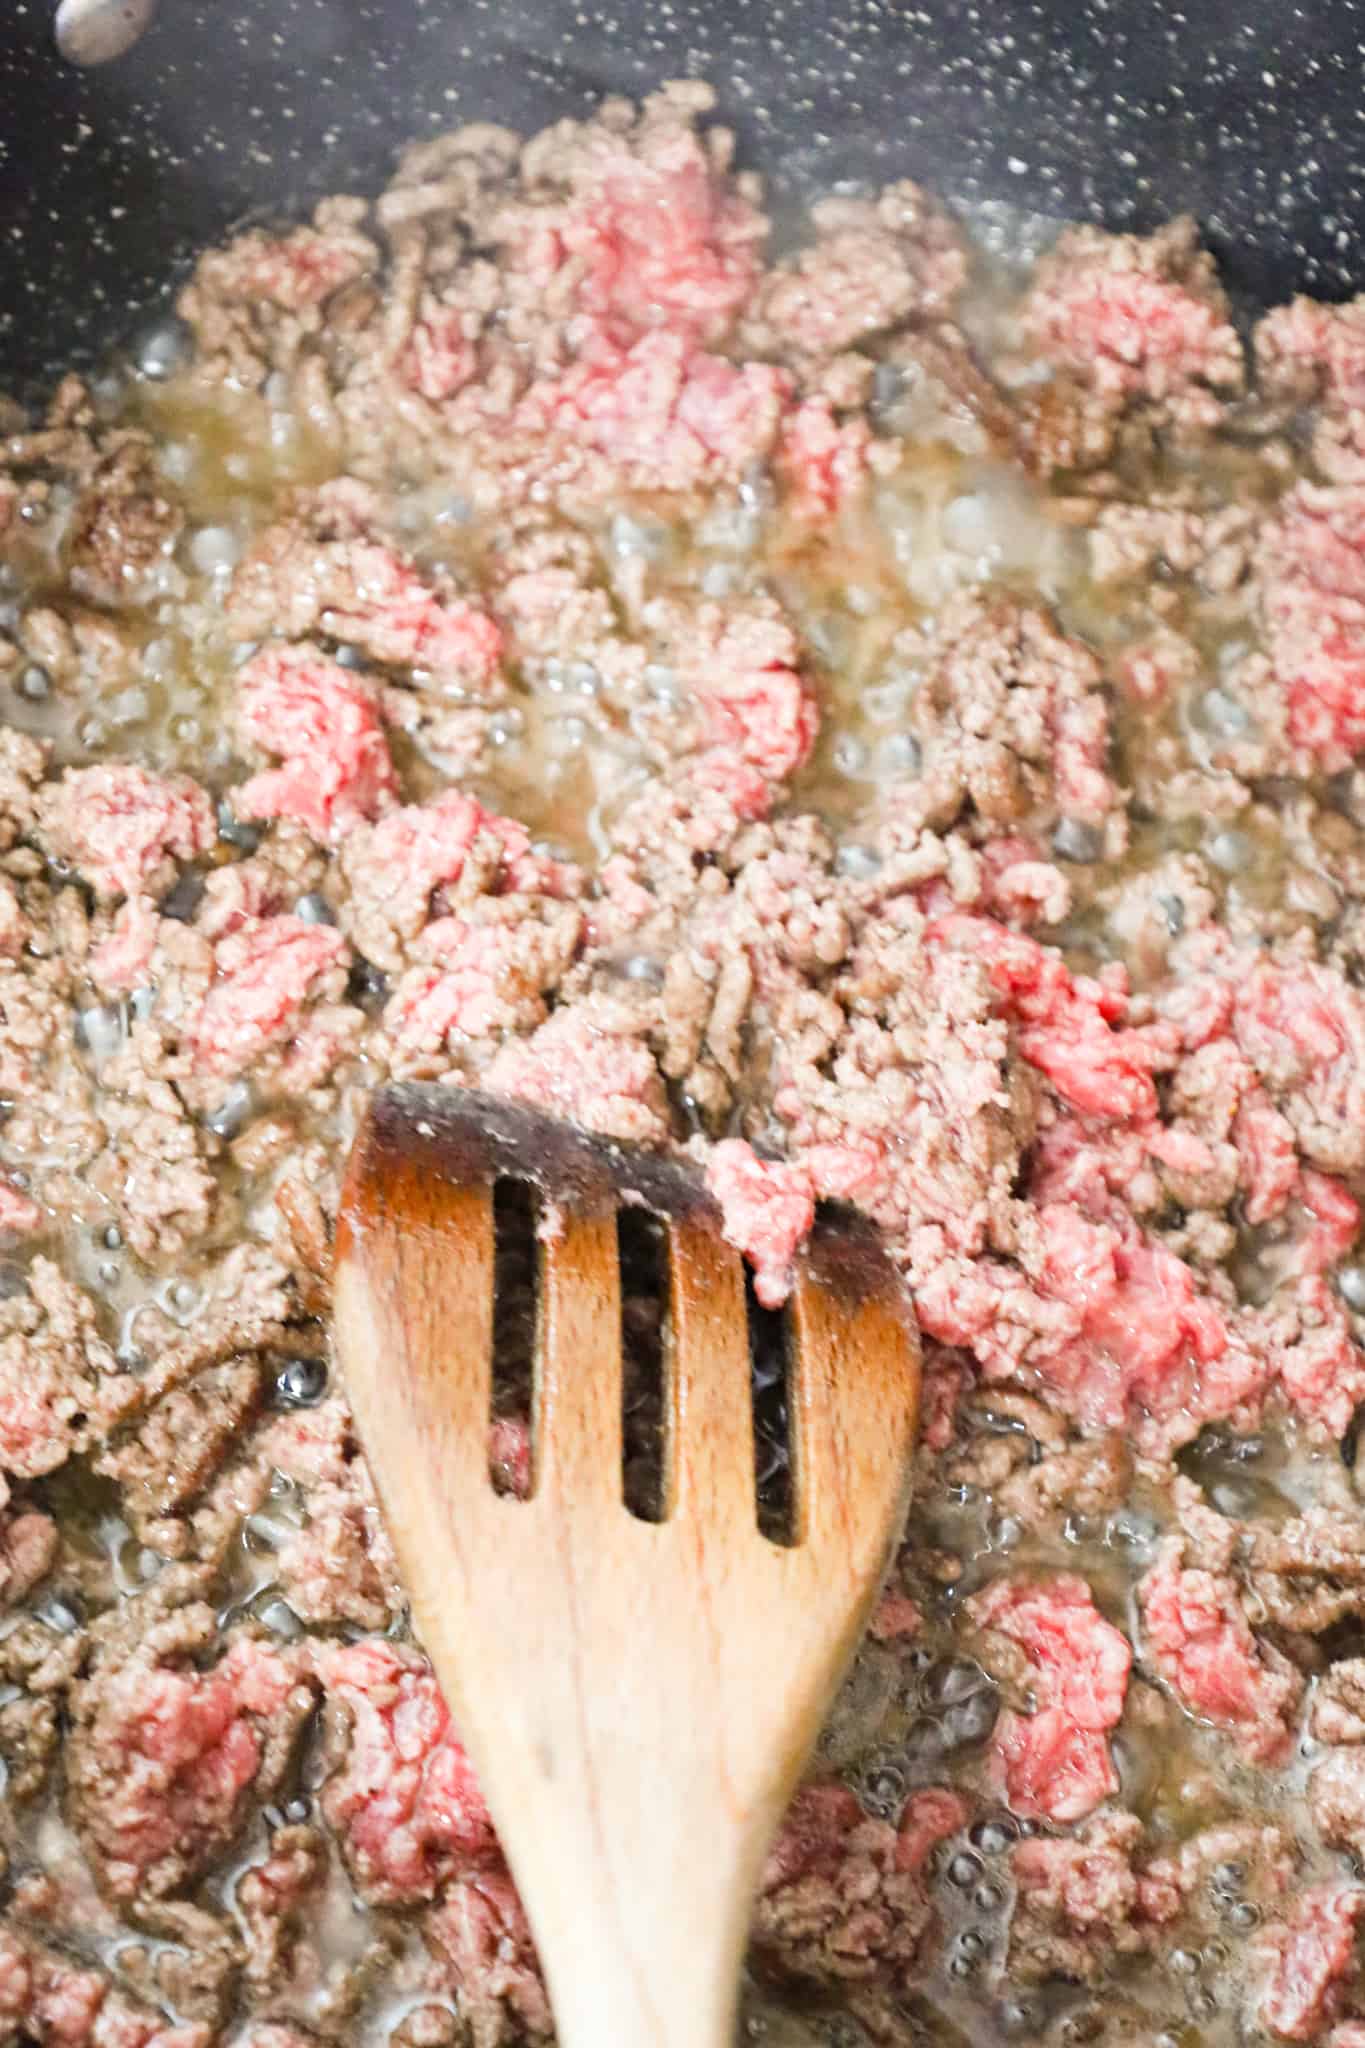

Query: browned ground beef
[{"left": 4, "top": 75, "right": 1365, "bottom": 2048}]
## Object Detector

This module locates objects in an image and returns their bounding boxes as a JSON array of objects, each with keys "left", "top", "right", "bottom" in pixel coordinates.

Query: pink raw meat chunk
[
  {"left": 229, "top": 228, "right": 369, "bottom": 310},
  {"left": 0, "top": 1929, "right": 210, "bottom": 2047},
  {"left": 385, "top": 951, "right": 512, "bottom": 1052},
  {"left": 400, "top": 304, "right": 476, "bottom": 401},
  {"left": 316, "top": 1639, "right": 496, "bottom": 1906},
  {"left": 572, "top": 156, "right": 763, "bottom": 348},
  {"left": 1234, "top": 1087, "right": 1300, "bottom": 1226},
  {"left": 483, "top": 1000, "right": 669, "bottom": 1147},
  {"left": 1258, "top": 295, "right": 1365, "bottom": 412},
  {"left": 325, "top": 543, "right": 503, "bottom": 688},
  {"left": 1275, "top": 1274, "right": 1365, "bottom": 1434},
  {"left": 1296, "top": 1172, "right": 1362, "bottom": 1277},
  {"left": 706, "top": 1140, "right": 815, "bottom": 1307},
  {"left": 1233, "top": 952, "right": 1365, "bottom": 1171},
  {"left": 235, "top": 642, "right": 397, "bottom": 841},
  {"left": 0, "top": 1181, "right": 41, "bottom": 1235},
  {"left": 895, "top": 1786, "right": 968, "bottom": 1874},
  {"left": 1139, "top": 1540, "right": 1303, "bottom": 1764},
  {"left": 1259, "top": 484, "right": 1365, "bottom": 764},
  {"left": 41, "top": 762, "right": 216, "bottom": 899},
  {"left": 696, "top": 651, "right": 818, "bottom": 786},
  {"left": 1024, "top": 221, "right": 1243, "bottom": 411},
  {"left": 777, "top": 397, "right": 872, "bottom": 517},
  {"left": 1027, "top": 1201, "right": 1249, "bottom": 1438},
  {"left": 971, "top": 1574, "right": 1131, "bottom": 1823},
  {"left": 931, "top": 914, "right": 1177, "bottom": 1123},
  {"left": 424, "top": 1867, "right": 552, "bottom": 2038},
  {"left": 527, "top": 328, "right": 791, "bottom": 495},
  {"left": 181, "top": 918, "right": 349, "bottom": 1078},
  {"left": 1261, "top": 1886, "right": 1365, "bottom": 2041},
  {"left": 340, "top": 789, "right": 580, "bottom": 976},
  {"left": 83, "top": 1636, "right": 301, "bottom": 1897}
]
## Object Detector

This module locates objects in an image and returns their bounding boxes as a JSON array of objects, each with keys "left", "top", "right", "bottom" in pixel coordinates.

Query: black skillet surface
[{"left": 0, "top": 0, "right": 1362, "bottom": 394}]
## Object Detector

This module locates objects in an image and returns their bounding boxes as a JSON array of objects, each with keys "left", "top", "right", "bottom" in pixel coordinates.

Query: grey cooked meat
[{"left": 0, "top": 71, "right": 1364, "bottom": 2048}]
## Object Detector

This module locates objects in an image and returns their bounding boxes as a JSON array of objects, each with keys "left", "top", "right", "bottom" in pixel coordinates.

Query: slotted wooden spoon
[{"left": 334, "top": 1086, "right": 919, "bottom": 2048}]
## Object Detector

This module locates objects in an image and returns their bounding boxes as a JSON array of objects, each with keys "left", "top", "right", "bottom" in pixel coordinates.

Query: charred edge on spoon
[{"left": 351, "top": 1085, "right": 907, "bottom": 1313}]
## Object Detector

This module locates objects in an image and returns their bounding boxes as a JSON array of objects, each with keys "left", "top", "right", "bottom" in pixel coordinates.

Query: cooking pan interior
[{"left": 1, "top": 0, "right": 1363, "bottom": 395}]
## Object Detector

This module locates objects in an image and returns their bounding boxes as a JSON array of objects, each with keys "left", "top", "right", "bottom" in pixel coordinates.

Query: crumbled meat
[
  {"left": 738, "top": 182, "right": 966, "bottom": 365},
  {"left": 6, "top": 74, "right": 1365, "bottom": 2048},
  {"left": 422, "top": 1871, "right": 552, "bottom": 2043},
  {"left": 67, "top": 1599, "right": 314, "bottom": 1898},
  {"left": 382, "top": 900, "right": 584, "bottom": 1077},
  {"left": 64, "top": 436, "right": 183, "bottom": 609},
  {"left": 1314, "top": 1661, "right": 1365, "bottom": 1746},
  {"left": 235, "top": 642, "right": 397, "bottom": 841},
  {"left": 1023, "top": 217, "right": 1244, "bottom": 432},
  {"left": 0, "top": 1925, "right": 210, "bottom": 2048},
  {"left": 37, "top": 762, "right": 216, "bottom": 900},
  {"left": 969, "top": 1573, "right": 1131, "bottom": 1822},
  {"left": 1139, "top": 1536, "right": 1303, "bottom": 1764},
  {"left": 1261, "top": 1887, "right": 1365, "bottom": 2041},
  {"left": 1254, "top": 483, "right": 1365, "bottom": 769},
  {"left": 1008, "top": 1811, "right": 1176, "bottom": 1983},
  {"left": 337, "top": 788, "right": 580, "bottom": 974},
  {"left": 227, "top": 485, "right": 503, "bottom": 692},
  {"left": 235, "top": 1822, "right": 327, "bottom": 1994},
  {"left": 316, "top": 1638, "right": 496, "bottom": 1906},
  {"left": 261, "top": 1398, "right": 403, "bottom": 1631},
  {"left": 705, "top": 1140, "right": 814, "bottom": 1307},
  {"left": 890, "top": 589, "right": 1120, "bottom": 834},
  {"left": 483, "top": 995, "right": 670, "bottom": 1145},
  {"left": 753, "top": 1779, "right": 963, "bottom": 1989},
  {"left": 176, "top": 916, "right": 352, "bottom": 1083},
  {"left": 0, "top": 1257, "right": 122, "bottom": 1487}
]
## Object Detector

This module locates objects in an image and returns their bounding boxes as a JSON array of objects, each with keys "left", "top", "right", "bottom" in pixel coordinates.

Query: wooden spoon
[{"left": 334, "top": 1086, "right": 919, "bottom": 2048}]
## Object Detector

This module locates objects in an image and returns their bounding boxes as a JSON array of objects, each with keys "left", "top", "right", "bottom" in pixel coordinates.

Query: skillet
[{"left": 2, "top": 0, "right": 1365, "bottom": 396}]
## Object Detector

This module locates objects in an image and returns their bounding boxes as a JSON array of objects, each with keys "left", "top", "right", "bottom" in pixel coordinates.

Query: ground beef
[
  {"left": 1008, "top": 1811, "right": 1175, "bottom": 1983},
  {"left": 4, "top": 71, "right": 1365, "bottom": 2048},
  {"left": 969, "top": 1573, "right": 1130, "bottom": 1822},
  {"left": 226, "top": 484, "right": 503, "bottom": 694},
  {"left": 1256, "top": 294, "right": 1365, "bottom": 479},
  {"left": 261, "top": 1398, "right": 403, "bottom": 1631},
  {"left": 1315, "top": 1662, "right": 1365, "bottom": 1745},
  {"left": 0, "top": 1925, "right": 210, "bottom": 2048},
  {"left": 753, "top": 1779, "right": 963, "bottom": 1989},
  {"left": 482, "top": 994, "right": 671, "bottom": 1145},
  {"left": 422, "top": 1872, "right": 552, "bottom": 2044},
  {"left": 36, "top": 762, "right": 216, "bottom": 901},
  {"left": 66, "top": 1595, "right": 314, "bottom": 1899},
  {"left": 1089, "top": 495, "right": 1260, "bottom": 590},
  {"left": 175, "top": 916, "right": 352, "bottom": 1084},
  {"left": 336, "top": 788, "right": 580, "bottom": 974},
  {"left": 0, "top": 1257, "right": 124, "bottom": 1490},
  {"left": 1022, "top": 217, "right": 1244, "bottom": 434},
  {"left": 64, "top": 436, "right": 183, "bottom": 611},
  {"left": 315, "top": 1638, "right": 498, "bottom": 1906},
  {"left": 704, "top": 1139, "right": 815, "bottom": 1307},
  {"left": 1138, "top": 1536, "right": 1303, "bottom": 1764},
  {"left": 1261, "top": 1887, "right": 1365, "bottom": 2041},
  {"left": 737, "top": 182, "right": 966, "bottom": 365},
  {"left": 1257, "top": 484, "right": 1365, "bottom": 768},
  {"left": 235, "top": 643, "right": 397, "bottom": 841},
  {"left": 888, "top": 587, "right": 1121, "bottom": 837}
]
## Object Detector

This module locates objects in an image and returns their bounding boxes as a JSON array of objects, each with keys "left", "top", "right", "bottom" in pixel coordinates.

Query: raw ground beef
[
  {"left": 1, "top": 70, "right": 1364, "bottom": 2048},
  {"left": 968, "top": 1574, "right": 1130, "bottom": 1823}
]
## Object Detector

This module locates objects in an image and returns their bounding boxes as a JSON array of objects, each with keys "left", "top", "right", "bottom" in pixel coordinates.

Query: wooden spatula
[{"left": 334, "top": 1086, "right": 919, "bottom": 2048}]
